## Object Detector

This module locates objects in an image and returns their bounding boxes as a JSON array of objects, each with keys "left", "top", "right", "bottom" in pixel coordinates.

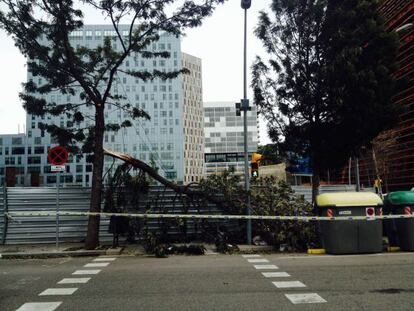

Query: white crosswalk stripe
[
  {"left": 262, "top": 272, "right": 290, "bottom": 278},
  {"left": 272, "top": 281, "right": 306, "bottom": 288},
  {"left": 247, "top": 258, "right": 269, "bottom": 263},
  {"left": 72, "top": 269, "right": 101, "bottom": 275},
  {"left": 39, "top": 288, "right": 78, "bottom": 296},
  {"left": 254, "top": 264, "right": 278, "bottom": 269},
  {"left": 15, "top": 302, "right": 63, "bottom": 311},
  {"left": 84, "top": 262, "right": 110, "bottom": 267},
  {"left": 58, "top": 278, "right": 91, "bottom": 284},
  {"left": 93, "top": 257, "right": 116, "bottom": 261},
  {"left": 285, "top": 293, "right": 327, "bottom": 304}
]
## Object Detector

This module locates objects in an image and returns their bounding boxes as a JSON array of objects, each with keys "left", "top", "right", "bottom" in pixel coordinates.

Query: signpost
[{"left": 48, "top": 146, "right": 68, "bottom": 249}]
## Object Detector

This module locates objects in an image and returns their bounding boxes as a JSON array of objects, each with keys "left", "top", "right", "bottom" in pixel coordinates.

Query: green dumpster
[
  {"left": 384, "top": 191, "right": 414, "bottom": 251},
  {"left": 316, "top": 192, "right": 383, "bottom": 254}
]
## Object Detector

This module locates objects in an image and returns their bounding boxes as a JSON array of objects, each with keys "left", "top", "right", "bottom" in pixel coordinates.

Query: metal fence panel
[
  {"left": 5, "top": 187, "right": 111, "bottom": 245},
  {"left": 3, "top": 186, "right": 235, "bottom": 245},
  {"left": 2, "top": 185, "right": 375, "bottom": 245},
  {"left": 0, "top": 187, "right": 5, "bottom": 244}
]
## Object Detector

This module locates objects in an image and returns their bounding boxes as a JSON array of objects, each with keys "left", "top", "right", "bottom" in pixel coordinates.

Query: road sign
[
  {"left": 48, "top": 146, "right": 68, "bottom": 165},
  {"left": 51, "top": 165, "right": 65, "bottom": 172}
]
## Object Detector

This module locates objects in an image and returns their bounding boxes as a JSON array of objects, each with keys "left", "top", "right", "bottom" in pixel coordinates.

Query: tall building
[
  {"left": 0, "top": 25, "right": 203, "bottom": 186},
  {"left": 182, "top": 53, "right": 205, "bottom": 184},
  {"left": 203, "top": 101, "right": 259, "bottom": 177}
]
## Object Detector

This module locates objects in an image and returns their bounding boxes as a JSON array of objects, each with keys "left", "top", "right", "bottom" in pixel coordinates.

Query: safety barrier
[{"left": 6, "top": 210, "right": 414, "bottom": 221}]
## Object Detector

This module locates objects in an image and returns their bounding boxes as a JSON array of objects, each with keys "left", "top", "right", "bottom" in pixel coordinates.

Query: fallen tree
[{"left": 104, "top": 148, "right": 235, "bottom": 208}]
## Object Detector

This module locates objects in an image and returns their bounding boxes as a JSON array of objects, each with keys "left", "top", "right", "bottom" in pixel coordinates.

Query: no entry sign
[{"left": 48, "top": 146, "right": 68, "bottom": 166}]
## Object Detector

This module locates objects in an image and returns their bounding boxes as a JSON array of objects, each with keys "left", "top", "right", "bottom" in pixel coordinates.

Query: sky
[{"left": 0, "top": 0, "right": 272, "bottom": 145}]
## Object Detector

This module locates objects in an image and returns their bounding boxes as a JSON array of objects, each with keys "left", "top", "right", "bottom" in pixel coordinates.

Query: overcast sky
[{"left": 0, "top": 0, "right": 272, "bottom": 144}]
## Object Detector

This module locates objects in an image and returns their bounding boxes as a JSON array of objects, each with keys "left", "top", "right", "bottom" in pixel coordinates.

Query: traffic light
[
  {"left": 241, "top": 0, "right": 251, "bottom": 9},
  {"left": 251, "top": 162, "right": 259, "bottom": 178},
  {"left": 235, "top": 102, "right": 241, "bottom": 116},
  {"left": 251, "top": 152, "right": 263, "bottom": 178}
]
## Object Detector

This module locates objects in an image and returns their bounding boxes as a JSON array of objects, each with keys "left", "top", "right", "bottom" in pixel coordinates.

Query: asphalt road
[{"left": 1, "top": 252, "right": 414, "bottom": 311}]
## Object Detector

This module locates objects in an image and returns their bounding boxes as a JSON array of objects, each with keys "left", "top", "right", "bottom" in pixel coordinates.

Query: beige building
[
  {"left": 259, "top": 163, "right": 287, "bottom": 181},
  {"left": 182, "top": 53, "right": 205, "bottom": 184}
]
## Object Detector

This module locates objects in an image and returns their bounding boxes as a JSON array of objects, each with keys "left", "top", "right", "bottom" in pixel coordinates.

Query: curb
[
  {"left": 307, "top": 248, "right": 326, "bottom": 254},
  {"left": 387, "top": 246, "right": 401, "bottom": 252},
  {"left": 0, "top": 248, "right": 123, "bottom": 259}
]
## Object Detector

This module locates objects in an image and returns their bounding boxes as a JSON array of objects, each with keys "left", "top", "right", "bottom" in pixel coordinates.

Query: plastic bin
[
  {"left": 384, "top": 191, "right": 414, "bottom": 251},
  {"left": 316, "top": 192, "right": 383, "bottom": 254}
]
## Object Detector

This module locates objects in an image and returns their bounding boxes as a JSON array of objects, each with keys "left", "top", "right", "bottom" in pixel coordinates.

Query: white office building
[{"left": 0, "top": 25, "right": 204, "bottom": 186}]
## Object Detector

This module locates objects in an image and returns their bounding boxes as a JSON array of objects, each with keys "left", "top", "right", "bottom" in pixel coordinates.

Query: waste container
[
  {"left": 316, "top": 192, "right": 383, "bottom": 254},
  {"left": 384, "top": 191, "right": 414, "bottom": 251}
]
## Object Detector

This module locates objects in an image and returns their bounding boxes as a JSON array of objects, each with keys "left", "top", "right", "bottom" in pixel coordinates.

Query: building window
[
  {"left": 12, "top": 137, "right": 23, "bottom": 145},
  {"left": 5, "top": 157, "right": 15, "bottom": 165},
  {"left": 165, "top": 171, "right": 177, "bottom": 179},
  {"left": 28, "top": 166, "right": 41, "bottom": 173},
  {"left": 27, "top": 156, "right": 41, "bottom": 164},
  {"left": 11, "top": 147, "right": 25, "bottom": 155},
  {"left": 47, "top": 176, "right": 57, "bottom": 184},
  {"left": 34, "top": 146, "right": 44, "bottom": 154}
]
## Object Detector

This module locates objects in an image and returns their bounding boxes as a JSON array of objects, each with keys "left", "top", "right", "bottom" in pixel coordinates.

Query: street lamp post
[{"left": 241, "top": 0, "right": 252, "bottom": 245}]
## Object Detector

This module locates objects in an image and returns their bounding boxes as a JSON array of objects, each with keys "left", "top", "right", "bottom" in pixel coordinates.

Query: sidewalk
[
  {"left": 0, "top": 242, "right": 122, "bottom": 259},
  {"left": 0, "top": 241, "right": 278, "bottom": 259}
]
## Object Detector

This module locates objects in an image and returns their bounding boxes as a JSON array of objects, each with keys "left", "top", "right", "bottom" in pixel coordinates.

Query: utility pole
[{"left": 241, "top": 0, "right": 252, "bottom": 245}]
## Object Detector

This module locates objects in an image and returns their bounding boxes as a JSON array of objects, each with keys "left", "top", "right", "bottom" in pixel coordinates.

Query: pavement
[
  {"left": 0, "top": 243, "right": 122, "bottom": 259},
  {"left": 0, "top": 242, "right": 274, "bottom": 259},
  {"left": 1, "top": 251, "right": 414, "bottom": 310}
]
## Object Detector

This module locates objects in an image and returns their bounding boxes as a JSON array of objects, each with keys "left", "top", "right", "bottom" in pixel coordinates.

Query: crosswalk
[
  {"left": 15, "top": 256, "right": 117, "bottom": 311},
  {"left": 242, "top": 254, "right": 327, "bottom": 304}
]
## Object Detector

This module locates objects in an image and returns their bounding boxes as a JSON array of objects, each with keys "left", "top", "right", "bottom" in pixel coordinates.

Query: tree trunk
[
  {"left": 85, "top": 104, "right": 105, "bottom": 249},
  {"left": 311, "top": 171, "right": 320, "bottom": 209}
]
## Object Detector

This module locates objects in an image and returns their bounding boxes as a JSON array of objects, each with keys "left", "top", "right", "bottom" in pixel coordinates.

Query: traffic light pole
[{"left": 242, "top": 6, "right": 252, "bottom": 245}]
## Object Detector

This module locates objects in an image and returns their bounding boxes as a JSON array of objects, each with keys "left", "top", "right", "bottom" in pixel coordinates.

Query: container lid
[
  {"left": 384, "top": 191, "right": 414, "bottom": 205},
  {"left": 316, "top": 192, "right": 383, "bottom": 207}
]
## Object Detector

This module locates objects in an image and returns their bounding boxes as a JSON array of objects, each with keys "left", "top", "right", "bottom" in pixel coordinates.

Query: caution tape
[{"left": 5, "top": 211, "right": 414, "bottom": 221}]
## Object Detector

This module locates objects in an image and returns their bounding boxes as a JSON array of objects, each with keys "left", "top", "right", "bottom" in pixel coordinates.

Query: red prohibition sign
[{"left": 48, "top": 146, "right": 69, "bottom": 165}]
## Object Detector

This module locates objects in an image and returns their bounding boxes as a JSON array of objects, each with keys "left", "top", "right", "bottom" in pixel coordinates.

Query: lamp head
[{"left": 241, "top": 0, "right": 251, "bottom": 9}]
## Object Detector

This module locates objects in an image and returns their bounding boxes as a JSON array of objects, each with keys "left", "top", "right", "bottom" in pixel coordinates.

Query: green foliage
[
  {"left": 252, "top": 0, "right": 400, "bottom": 174},
  {"left": 104, "top": 163, "right": 150, "bottom": 245},
  {"left": 251, "top": 178, "right": 318, "bottom": 251},
  {"left": 200, "top": 171, "right": 318, "bottom": 251},
  {"left": 198, "top": 168, "right": 246, "bottom": 215}
]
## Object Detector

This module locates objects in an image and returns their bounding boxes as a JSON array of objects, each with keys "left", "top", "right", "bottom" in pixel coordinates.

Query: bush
[{"left": 251, "top": 178, "right": 318, "bottom": 251}]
